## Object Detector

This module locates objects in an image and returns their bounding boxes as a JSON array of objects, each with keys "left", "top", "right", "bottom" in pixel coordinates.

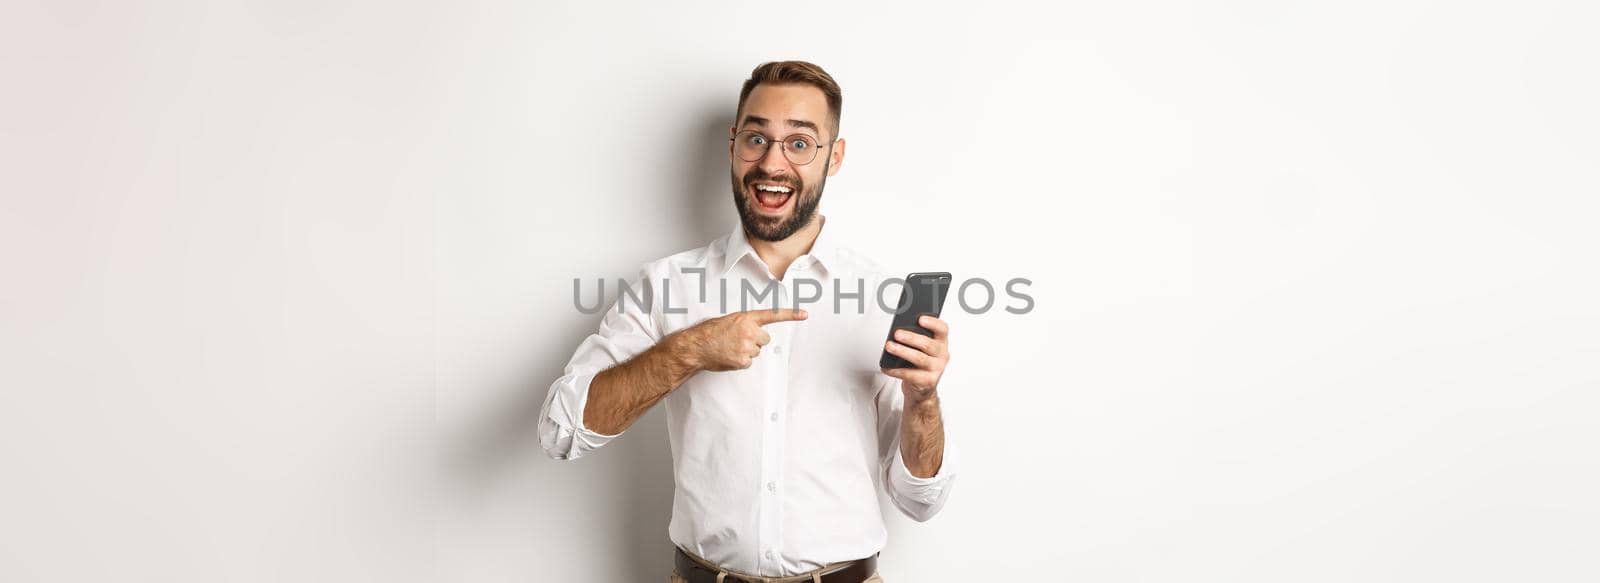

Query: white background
[{"left": 3, "top": 1, "right": 1597, "bottom": 581}]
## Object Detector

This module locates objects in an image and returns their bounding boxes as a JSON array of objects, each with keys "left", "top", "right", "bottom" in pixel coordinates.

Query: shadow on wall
[{"left": 442, "top": 102, "right": 736, "bottom": 581}]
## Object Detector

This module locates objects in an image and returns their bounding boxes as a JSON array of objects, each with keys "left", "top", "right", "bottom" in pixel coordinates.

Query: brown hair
[{"left": 736, "top": 61, "right": 843, "bottom": 138}]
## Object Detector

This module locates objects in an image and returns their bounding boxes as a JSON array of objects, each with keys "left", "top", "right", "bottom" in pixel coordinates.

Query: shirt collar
[{"left": 721, "top": 215, "right": 838, "bottom": 276}]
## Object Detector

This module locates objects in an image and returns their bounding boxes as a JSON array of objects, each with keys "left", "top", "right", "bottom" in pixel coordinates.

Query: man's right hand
[{"left": 673, "top": 308, "right": 809, "bottom": 372}]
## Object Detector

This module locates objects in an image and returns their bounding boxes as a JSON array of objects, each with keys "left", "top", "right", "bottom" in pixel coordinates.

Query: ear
[
  {"left": 825, "top": 138, "right": 846, "bottom": 177},
  {"left": 729, "top": 125, "right": 738, "bottom": 159}
]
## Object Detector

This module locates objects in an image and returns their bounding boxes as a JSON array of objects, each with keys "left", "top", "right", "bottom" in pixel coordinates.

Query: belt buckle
[{"left": 733, "top": 573, "right": 790, "bottom": 583}]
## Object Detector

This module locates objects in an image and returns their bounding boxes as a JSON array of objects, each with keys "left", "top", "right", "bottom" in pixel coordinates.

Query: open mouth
[{"left": 748, "top": 182, "right": 795, "bottom": 214}]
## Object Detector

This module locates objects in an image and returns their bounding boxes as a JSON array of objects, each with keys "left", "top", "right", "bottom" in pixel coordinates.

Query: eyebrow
[{"left": 741, "top": 115, "right": 822, "bottom": 137}]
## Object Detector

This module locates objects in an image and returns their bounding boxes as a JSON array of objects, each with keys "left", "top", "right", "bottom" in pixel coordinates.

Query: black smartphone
[{"left": 879, "top": 272, "right": 952, "bottom": 370}]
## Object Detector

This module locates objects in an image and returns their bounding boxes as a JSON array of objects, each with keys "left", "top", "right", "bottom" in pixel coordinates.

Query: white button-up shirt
[{"left": 540, "top": 218, "right": 958, "bottom": 577}]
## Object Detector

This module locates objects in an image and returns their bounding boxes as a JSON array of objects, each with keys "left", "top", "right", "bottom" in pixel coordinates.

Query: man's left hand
[{"left": 882, "top": 315, "right": 949, "bottom": 402}]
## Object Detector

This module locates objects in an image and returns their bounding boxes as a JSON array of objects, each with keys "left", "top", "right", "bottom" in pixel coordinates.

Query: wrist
[
  {"left": 906, "top": 392, "right": 940, "bottom": 415},
  {"left": 663, "top": 328, "right": 704, "bottom": 374}
]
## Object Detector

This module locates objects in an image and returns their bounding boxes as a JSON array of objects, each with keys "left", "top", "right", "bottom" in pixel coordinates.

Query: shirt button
[
  {"left": 767, "top": 481, "right": 776, "bottom": 492},
  {"left": 770, "top": 412, "right": 778, "bottom": 422},
  {"left": 773, "top": 344, "right": 783, "bottom": 355}
]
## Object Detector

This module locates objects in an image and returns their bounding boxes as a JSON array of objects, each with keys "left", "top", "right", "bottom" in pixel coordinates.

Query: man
[{"left": 539, "top": 61, "right": 956, "bottom": 583}]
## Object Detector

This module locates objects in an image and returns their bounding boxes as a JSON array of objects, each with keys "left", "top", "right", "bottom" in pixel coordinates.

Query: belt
[{"left": 673, "top": 547, "right": 878, "bottom": 583}]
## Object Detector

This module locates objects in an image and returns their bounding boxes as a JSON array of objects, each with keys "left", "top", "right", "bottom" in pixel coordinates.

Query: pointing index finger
[{"left": 749, "top": 308, "right": 809, "bottom": 325}]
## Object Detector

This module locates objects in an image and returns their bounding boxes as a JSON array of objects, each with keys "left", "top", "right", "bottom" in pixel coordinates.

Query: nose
[{"left": 757, "top": 138, "right": 792, "bottom": 175}]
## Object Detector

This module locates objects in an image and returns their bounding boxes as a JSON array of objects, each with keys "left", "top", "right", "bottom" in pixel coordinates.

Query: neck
[{"left": 748, "top": 214, "right": 824, "bottom": 280}]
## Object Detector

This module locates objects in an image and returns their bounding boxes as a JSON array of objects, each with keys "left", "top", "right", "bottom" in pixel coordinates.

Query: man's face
[{"left": 729, "top": 83, "right": 844, "bottom": 242}]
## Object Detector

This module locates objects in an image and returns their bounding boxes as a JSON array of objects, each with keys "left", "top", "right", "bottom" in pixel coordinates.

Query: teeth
[{"left": 755, "top": 184, "right": 792, "bottom": 193}]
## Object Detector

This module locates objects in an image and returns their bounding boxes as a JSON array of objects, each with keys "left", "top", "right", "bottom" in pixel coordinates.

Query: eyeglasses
[{"left": 731, "top": 129, "right": 834, "bottom": 165}]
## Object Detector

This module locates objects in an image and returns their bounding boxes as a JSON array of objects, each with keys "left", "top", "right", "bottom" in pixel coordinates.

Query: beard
[{"left": 730, "top": 161, "right": 827, "bottom": 242}]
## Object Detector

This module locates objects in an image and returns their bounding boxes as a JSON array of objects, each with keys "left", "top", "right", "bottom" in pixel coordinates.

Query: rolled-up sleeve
[
  {"left": 539, "top": 265, "right": 663, "bottom": 461},
  {"left": 875, "top": 374, "right": 957, "bottom": 522}
]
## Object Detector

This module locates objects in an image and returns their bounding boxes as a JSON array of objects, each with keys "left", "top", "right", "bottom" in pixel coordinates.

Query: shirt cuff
[
  {"left": 541, "top": 372, "right": 623, "bottom": 460},
  {"left": 569, "top": 372, "right": 623, "bottom": 439},
  {"left": 888, "top": 439, "right": 956, "bottom": 505}
]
